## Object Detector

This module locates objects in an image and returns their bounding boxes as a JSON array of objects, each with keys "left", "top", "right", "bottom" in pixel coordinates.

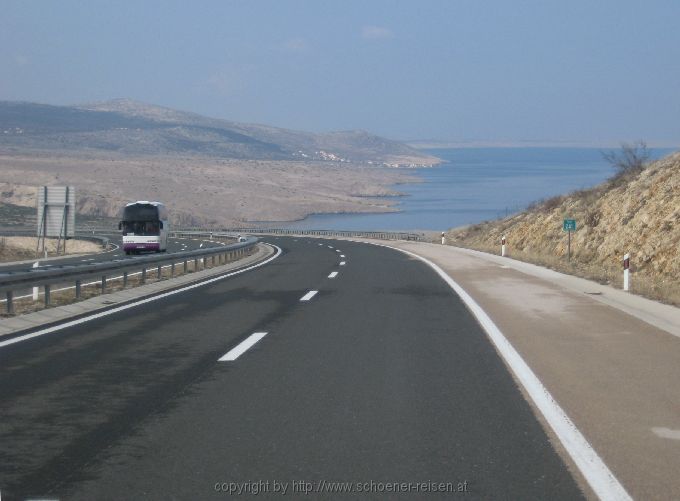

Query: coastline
[
  {"left": 245, "top": 206, "right": 401, "bottom": 227},
  {"left": 0, "top": 152, "right": 426, "bottom": 228},
  {"left": 244, "top": 167, "right": 429, "bottom": 227}
]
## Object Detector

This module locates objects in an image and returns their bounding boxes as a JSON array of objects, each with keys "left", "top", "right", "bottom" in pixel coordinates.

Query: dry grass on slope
[
  {"left": 445, "top": 152, "right": 680, "bottom": 306},
  {"left": 0, "top": 237, "right": 102, "bottom": 263}
]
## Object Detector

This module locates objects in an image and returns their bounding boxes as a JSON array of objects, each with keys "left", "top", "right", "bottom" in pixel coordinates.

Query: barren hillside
[
  {"left": 446, "top": 152, "right": 680, "bottom": 304},
  {"left": 0, "top": 100, "right": 440, "bottom": 167},
  {"left": 0, "top": 99, "right": 439, "bottom": 227},
  {"left": 0, "top": 152, "right": 416, "bottom": 227}
]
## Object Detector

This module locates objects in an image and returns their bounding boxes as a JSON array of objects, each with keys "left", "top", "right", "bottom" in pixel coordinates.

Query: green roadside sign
[{"left": 563, "top": 219, "right": 576, "bottom": 231}]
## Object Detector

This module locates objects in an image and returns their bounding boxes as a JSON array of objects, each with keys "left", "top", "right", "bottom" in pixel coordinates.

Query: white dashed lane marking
[
  {"left": 300, "top": 290, "right": 318, "bottom": 301},
  {"left": 218, "top": 332, "right": 268, "bottom": 361}
]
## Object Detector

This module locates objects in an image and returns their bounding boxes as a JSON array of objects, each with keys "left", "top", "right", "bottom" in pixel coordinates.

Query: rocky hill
[
  {"left": 445, "top": 152, "right": 680, "bottom": 305},
  {"left": 0, "top": 99, "right": 439, "bottom": 167}
]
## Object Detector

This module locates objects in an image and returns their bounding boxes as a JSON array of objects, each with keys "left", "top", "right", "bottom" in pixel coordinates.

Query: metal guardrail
[
  {"left": 176, "top": 228, "right": 426, "bottom": 241},
  {"left": 0, "top": 236, "right": 258, "bottom": 315},
  {"left": 61, "top": 227, "right": 425, "bottom": 241}
]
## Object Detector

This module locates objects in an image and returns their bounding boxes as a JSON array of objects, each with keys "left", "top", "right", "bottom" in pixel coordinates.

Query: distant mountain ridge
[{"left": 0, "top": 99, "right": 439, "bottom": 166}]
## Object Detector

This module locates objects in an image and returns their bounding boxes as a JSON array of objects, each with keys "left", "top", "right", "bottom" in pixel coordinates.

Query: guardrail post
[
  {"left": 171, "top": 262, "right": 175, "bottom": 277},
  {"left": 141, "top": 267, "right": 146, "bottom": 284},
  {"left": 6, "top": 291, "right": 14, "bottom": 315},
  {"left": 184, "top": 260, "right": 188, "bottom": 273},
  {"left": 75, "top": 279, "right": 82, "bottom": 299},
  {"left": 44, "top": 284, "right": 51, "bottom": 306},
  {"left": 157, "top": 265, "right": 162, "bottom": 279},
  {"left": 194, "top": 258, "right": 199, "bottom": 271},
  {"left": 123, "top": 272, "right": 128, "bottom": 288},
  {"left": 101, "top": 275, "right": 107, "bottom": 293}
]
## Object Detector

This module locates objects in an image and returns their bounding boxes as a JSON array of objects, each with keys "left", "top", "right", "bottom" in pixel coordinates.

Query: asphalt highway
[
  {"left": 0, "top": 232, "right": 227, "bottom": 273},
  {"left": 0, "top": 237, "right": 584, "bottom": 500}
]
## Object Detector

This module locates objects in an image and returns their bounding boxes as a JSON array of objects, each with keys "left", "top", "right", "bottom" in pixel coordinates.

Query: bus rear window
[
  {"left": 122, "top": 221, "right": 160, "bottom": 235},
  {"left": 122, "top": 205, "right": 159, "bottom": 221}
]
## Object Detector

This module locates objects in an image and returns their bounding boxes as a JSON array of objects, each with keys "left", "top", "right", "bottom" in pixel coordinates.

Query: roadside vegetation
[
  {"left": 0, "top": 236, "right": 35, "bottom": 262},
  {"left": 444, "top": 145, "right": 680, "bottom": 306},
  {"left": 0, "top": 236, "right": 102, "bottom": 263}
]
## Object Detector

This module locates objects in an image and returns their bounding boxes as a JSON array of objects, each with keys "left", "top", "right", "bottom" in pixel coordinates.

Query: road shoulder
[{"left": 355, "top": 238, "right": 680, "bottom": 500}]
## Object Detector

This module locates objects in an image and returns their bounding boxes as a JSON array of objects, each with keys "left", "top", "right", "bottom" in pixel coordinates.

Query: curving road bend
[{"left": 0, "top": 237, "right": 584, "bottom": 500}]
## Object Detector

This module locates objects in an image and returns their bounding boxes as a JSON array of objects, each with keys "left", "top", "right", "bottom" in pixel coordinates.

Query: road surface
[{"left": 0, "top": 237, "right": 584, "bottom": 499}]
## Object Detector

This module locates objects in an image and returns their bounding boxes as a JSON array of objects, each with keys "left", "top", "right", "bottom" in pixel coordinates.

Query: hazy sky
[{"left": 2, "top": 0, "right": 679, "bottom": 144}]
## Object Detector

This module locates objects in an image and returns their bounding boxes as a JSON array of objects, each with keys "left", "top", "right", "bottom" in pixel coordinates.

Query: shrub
[
  {"left": 542, "top": 195, "right": 563, "bottom": 212},
  {"left": 584, "top": 209, "right": 600, "bottom": 227},
  {"left": 602, "top": 141, "right": 650, "bottom": 180}
]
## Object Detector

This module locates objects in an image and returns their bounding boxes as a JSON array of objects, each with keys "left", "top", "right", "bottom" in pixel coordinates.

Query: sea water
[{"left": 280, "top": 147, "right": 674, "bottom": 232}]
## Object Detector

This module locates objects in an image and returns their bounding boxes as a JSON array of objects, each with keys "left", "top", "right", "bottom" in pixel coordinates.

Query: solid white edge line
[
  {"left": 0, "top": 245, "right": 282, "bottom": 349},
  {"left": 218, "top": 332, "right": 268, "bottom": 361},
  {"left": 328, "top": 272, "right": 338, "bottom": 278},
  {"left": 369, "top": 241, "right": 632, "bottom": 501},
  {"left": 300, "top": 290, "right": 318, "bottom": 301}
]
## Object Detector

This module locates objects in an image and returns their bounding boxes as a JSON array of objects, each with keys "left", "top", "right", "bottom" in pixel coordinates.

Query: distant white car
[{"left": 237, "top": 234, "right": 247, "bottom": 242}]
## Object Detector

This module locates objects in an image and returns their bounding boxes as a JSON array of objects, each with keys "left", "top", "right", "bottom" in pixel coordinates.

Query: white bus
[{"left": 119, "top": 201, "right": 169, "bottom": 254}]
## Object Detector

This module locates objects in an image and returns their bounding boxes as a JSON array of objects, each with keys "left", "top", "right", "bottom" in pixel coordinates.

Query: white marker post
[
  {"left": 623, "top": 253, "right": 630, "bottom": 292},
  {"left": 32, "top": 261, "right": 40, "bottom": 300},
  {"left": 501, "top": 236, "right": 506, "bottom": 257},
  {"left": 441, "top": 232, "right": 446, "bottom": 245}
]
